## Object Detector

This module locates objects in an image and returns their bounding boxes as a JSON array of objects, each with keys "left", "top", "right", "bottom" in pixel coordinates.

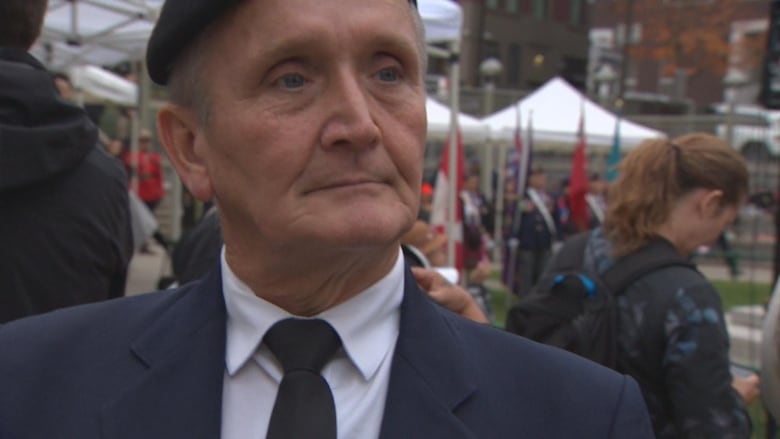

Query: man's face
[
  {"left": 589, "top": 179, "right": 606, "bottom": 195},
  {"left": 464, "top": 175, "right": 479, "bottom": 192},
  {"left": 529, "top": 172, "right": 546, "bottom": 190},
  {"left": 190, "top": 0, "right": 427, "bottom": 254}
]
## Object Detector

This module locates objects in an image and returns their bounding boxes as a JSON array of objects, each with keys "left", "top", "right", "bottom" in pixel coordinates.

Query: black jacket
[
  {"left": 584, "top": 229, "right": 750, "bottom": 438},
  {"left": 0, "top": 48, "right": 133, "bottom": 323}
]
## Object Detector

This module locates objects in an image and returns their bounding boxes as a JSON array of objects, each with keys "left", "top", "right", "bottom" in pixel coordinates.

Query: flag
[
  {"left": 502, "top": 108, "right": 534, "bottom": 295},
  {"left": 502, "top": 105, "right": 523, "bottom": 238},
  {"left": 568, "top": 103, "right": 589, "bottom": 232},
  {"left": 430, "top": 131, "right": 465, "bottom": 271},
  {"left": 606, "top": 115, "right": 621, "bottom": 182},
  {"left": 501, "top": 106, "right": 522, "bottom": 290}
]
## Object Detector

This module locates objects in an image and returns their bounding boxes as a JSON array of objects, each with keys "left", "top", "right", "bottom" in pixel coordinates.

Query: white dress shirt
[{"left": 220, "top": 247, "right": 404, "bottom": 439}]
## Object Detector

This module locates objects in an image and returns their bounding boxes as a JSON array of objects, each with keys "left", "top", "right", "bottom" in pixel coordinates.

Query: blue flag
[{"left": 606, "top": 115, "right": 621, "bottom": 182}]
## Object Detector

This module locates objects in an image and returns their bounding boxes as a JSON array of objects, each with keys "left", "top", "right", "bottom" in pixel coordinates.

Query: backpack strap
[
  {"left": 601, "top": 238, "right": 695, "bottom": 295},
  {"left": 552, "top": 231, "right": 592, "bottom": 271}
]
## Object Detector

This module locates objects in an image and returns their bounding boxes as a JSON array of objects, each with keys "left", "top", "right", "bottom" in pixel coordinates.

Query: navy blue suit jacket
[{"left": 0, "top": 263, "right": 654, "bottom": 438}]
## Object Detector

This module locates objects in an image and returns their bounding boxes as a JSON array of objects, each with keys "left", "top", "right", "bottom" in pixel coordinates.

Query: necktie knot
[{"left": 264, "top": 318, "right": 342, "bottom": 374}]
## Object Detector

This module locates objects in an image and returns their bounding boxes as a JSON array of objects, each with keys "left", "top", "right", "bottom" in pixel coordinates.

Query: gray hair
[{"left": 167, "top": 3, "right": 427, "bottom": 125}]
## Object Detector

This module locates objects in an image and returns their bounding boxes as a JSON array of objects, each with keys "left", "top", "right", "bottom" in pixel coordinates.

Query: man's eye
[
  {"left": 377, "top": 68, "right": 400, "bottom": 82},
  {"left": 278, "top": 73, "right": 306, "bottom": 89}
]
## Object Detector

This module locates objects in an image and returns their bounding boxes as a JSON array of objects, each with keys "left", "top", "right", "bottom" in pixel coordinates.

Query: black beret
[{"left": 147, "top": 0, "right": 418, "bottom": 86}]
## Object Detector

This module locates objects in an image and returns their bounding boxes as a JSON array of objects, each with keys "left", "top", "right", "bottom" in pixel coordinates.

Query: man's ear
[{"left": 157, "top": 104, "right": 214, "bottom": 201}]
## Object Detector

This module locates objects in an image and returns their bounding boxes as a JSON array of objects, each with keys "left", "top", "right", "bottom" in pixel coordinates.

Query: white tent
[
  {"left": 483, "top": 77, "right": 665, "bottom": 148},
  {"left": 426, "top": 97, "right": 488, "bottom": 144},
  {"left": 69, "top": 65, "right": 138, "bottom": 106},
  {"left": 32, "top": 0, "right": 163, "bottom": 71},
  {"left": 418, "top": 0, "right": 462, "bottom": 43}
]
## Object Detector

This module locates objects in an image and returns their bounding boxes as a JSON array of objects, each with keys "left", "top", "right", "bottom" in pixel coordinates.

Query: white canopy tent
[
  {"left": 426, "top": 97, "right": 488, "bottom": 144},
  {"left": 483, "top": 77, "right": 665, "bottom": 148},
  {"left": 69, "top": 64, "right": 138, "bottom": 106},
  {"left": 32, "top": 0, "right": 163, "bottom": 71},
  {"left": 418, "top": 0, "right": 462, "bottom": 43}
]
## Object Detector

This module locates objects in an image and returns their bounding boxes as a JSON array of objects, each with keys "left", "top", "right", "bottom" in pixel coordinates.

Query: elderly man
[{"left": 0, "top": 0, "right": 654, "bottom": 437}]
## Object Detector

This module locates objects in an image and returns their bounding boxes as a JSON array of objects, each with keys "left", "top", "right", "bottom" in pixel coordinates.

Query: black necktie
[{"left": 264, "top": 318, "right": 342, "bottom": 439}]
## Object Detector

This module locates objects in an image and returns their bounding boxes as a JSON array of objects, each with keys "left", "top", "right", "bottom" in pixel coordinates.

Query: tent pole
[
  {"left": 70, "top": 0, "right": 79, "bottom": 44},
  {"left": 447, "top": 39, "right": 461, "bottom": 275}
]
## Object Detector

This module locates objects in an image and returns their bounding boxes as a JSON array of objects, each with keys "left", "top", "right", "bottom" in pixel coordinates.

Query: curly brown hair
[{"left": 603, "top": 133, "right": 748, "bottom": 257}]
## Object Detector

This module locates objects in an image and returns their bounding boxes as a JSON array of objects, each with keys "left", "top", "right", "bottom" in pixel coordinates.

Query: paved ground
[
  {"left": 125, "top": 241, "right": 173, "bottom": 296},
  {"left": 697, "top": 259, "right": 774, "bottom": 285}
]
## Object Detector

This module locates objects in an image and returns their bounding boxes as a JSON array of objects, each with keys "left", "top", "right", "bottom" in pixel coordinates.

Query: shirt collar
[{"left": 223, "top": 247, "right": 404, "bottom": 381}]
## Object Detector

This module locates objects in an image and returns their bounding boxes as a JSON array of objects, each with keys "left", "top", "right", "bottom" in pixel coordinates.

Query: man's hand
[{"left": 411, "top": 267, "right": 488, "bottom": 324}]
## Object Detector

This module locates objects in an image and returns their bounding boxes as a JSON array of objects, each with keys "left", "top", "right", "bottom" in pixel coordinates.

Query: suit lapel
[
  {"left": 379, "top": 266, "right": 478, "bottom": 439},
  {"left": 100, "top": 267, "right": 227, "bottom": 439}
]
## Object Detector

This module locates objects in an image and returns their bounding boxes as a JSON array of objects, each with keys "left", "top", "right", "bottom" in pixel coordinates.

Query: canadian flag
[{"left": 430, "top": 131, "right": 465, "bottom": 271}]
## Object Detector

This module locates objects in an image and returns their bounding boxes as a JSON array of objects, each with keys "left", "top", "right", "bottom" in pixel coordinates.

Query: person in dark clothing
[
  {"left": 505, "top": 166, "right": 559, "bottom": 297},
  {"left": 172, "top": 205, "right": 223, "bottom": 285},
  {"left": 582, "top": 133, "right": 759, "bottom": 437},
  {"left": 0, "top": 0, "right": 133, "bottom": 323}
]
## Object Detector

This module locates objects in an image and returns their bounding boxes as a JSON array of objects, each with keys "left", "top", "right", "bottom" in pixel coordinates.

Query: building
[
  {"left": 426, "top": 0, "right": 591, "bottom": 114},
  {"left": 588, "top": 0, "right": 770, "bottom": 113}
]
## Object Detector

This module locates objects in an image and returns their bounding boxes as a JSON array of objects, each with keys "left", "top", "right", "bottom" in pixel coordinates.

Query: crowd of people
[{"left": 0, "top": 0, "right": 771, "bottom": 437}]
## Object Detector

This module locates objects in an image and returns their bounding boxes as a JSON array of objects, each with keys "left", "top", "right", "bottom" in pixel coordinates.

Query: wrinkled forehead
[{"left": 146, "top": 0, "right": 419, "bottom": 86}]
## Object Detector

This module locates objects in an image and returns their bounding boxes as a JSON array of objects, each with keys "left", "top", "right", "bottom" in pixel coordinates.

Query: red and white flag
[{"left": 430, "top": 131, "right": 465, "bottom": 271}]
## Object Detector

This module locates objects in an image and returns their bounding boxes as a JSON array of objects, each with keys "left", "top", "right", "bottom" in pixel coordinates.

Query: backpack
[{"left": 505, "top": 231, "right": 694, "bottom": 368}]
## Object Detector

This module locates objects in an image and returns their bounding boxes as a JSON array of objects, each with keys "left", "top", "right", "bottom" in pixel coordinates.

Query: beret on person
[{"left": 146, "top": 0, "right": 418, "bottom": 85}]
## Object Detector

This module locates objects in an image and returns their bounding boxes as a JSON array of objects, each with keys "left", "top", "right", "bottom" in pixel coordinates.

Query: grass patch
[
  {"left": 711, "top": 279, "right": 772, "bottom": 311},
  {"left": 487, "top": 276, "right": 772, "bottom": 328}
]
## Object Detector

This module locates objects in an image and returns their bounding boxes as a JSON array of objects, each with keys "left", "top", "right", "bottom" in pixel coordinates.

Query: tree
[{"left": 611, "top": 0, "right": 762, "bottom": 80}]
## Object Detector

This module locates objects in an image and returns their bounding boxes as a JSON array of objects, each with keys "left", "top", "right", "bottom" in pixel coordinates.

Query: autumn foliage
[{"left": 612, "top": 0, "right": 765, "bottom": 80}]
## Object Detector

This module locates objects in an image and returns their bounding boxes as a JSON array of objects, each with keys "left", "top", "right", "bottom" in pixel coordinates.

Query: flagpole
[
  {"left": 446, "top": 39, "right": 461, "bottom": 271},
  {"left": 492, "top": 141, "right": 506, "bottom": 263},
  {"left": 506, "top": 108, "right": 531, "bottom": 305},
  {"left": 517, "top": 109, "right": 532, "bottom": 201}
]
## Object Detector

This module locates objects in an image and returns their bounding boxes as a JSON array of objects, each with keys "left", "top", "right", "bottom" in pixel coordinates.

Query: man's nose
[{"left": 319, "top": 70, "right": 381, "bottom": 151}]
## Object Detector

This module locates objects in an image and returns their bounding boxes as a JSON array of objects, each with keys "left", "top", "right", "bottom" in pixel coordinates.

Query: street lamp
[
  {"left": 479, "top": 57, "right": 503, "bottom": 224},
  {"left": 479, "top": 57, "right": 504, "bottom": 116}
]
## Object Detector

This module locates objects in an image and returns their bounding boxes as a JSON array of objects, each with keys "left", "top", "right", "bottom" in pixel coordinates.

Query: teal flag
[{"left": 606, "top": 116, "right": 621, "bottom": 182}]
